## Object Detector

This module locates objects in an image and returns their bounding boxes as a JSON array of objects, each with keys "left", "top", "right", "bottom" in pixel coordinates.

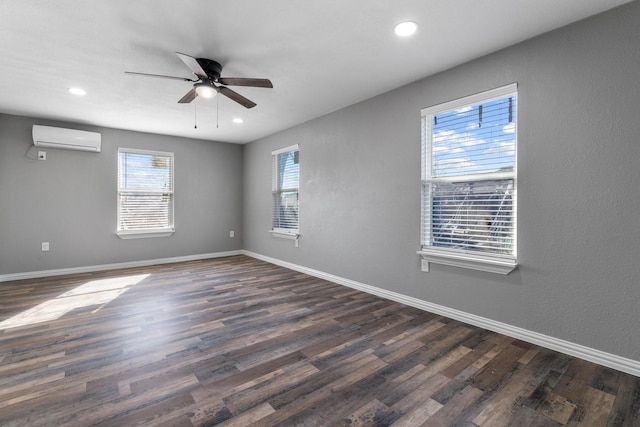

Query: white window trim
[
  {"left": 420, "top": 84, "right": 517, "bottom": 117},
  {"left": 270, "top": 144, "right": 300, "bottom": 237},
  {"left": 117, "top": 148, "right": 175, "bottom": 239},
  {"left": 417, "top": 248, "right": 516, "bottom": 275},
  {"left": 117, "top": 229, "right": 174, "bottom": 239},
  {"left": 420, "top": 83, "right": 518, "bottom": 274},
  {"left": 271, "top": 144, "right": 299, "bottom": 156},
  {"left": 269, "top": 230, "right": 300, "bottom": 240}
]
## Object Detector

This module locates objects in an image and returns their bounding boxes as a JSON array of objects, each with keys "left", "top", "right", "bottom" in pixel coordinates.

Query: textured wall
[
  {"left": 243, "top": 3, "right": 640, "bottom": 360},
  {"left": 0, "top": 114, "right": 243, "bottom": 274}
]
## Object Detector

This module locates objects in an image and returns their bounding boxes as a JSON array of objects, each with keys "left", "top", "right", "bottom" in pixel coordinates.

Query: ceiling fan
[{"left": 125, "top": 52, "right": 273, "bottom": 109}]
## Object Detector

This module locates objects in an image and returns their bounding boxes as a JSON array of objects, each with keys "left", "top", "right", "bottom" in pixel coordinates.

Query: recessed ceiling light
[
  {"left": 68, "top": 87, "right": 86, "bottom": 96},
  {"left": 233, "top": 118, "right": 244, "bottom": 124},
  {"left": 394, "top": 21, "right": 418, "bottom": 37}
]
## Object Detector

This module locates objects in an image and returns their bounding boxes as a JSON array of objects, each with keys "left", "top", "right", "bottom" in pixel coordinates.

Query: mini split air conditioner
[{"left": 32, "top": 125, "right": 101, "bottom": 152}]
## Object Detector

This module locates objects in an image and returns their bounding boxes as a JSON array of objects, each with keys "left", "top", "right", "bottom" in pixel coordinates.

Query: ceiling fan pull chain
[{"left": 194, "top": 101, "right": 198, "bottom": 129}]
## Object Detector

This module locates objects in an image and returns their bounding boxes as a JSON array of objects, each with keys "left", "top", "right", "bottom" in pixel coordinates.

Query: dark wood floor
[{"left": 1, "top": 255, "right": 639, "bottom": 426}]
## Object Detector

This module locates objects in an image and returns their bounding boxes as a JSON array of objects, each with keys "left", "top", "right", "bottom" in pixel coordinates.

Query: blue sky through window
[
  {"left": 278, "top": 151, "right": 299, "bottom": 190},
  {"left": 432, "top": 96, "right": 516, "bottom": 178},
  {"left": 119, "top": 152, "right": 172, "bottom": 191}
]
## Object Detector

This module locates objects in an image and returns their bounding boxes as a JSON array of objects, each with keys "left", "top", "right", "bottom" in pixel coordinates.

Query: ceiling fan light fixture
[
  {"left": 394, "top": 21, "right": 418, "bottom": 37},
  {"left": 195, "top": 83, "right": 217, "bottom": 99},
  {"left": 68, "top": 87, "right": 86, "bottom": 96}
]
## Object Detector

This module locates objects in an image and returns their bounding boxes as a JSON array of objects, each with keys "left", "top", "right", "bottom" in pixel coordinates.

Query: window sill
[
  {"left": 117, "top": 229, "right": 175, "bottom": 239},
  {"left": 269, "top": 230, "right": 300, "bottom": 240},
  {"left": 417, "top": 248, "right": 517, "bottom": 275}
]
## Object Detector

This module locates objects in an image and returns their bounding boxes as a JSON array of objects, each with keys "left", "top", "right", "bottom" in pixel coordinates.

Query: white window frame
[
  {"left": 270, "top": 144, "right": 300, "bottom": 239},
  {"left": 418, "top": 84, "right": 518, "bottom": 274},
  {"left": 117, "top": 148, "right": 175, "bottom": 239}
]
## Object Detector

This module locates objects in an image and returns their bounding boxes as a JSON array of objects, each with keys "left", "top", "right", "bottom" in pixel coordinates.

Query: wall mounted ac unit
[{"left": 32, "top": 125, "right": 101, "bottom": 152}]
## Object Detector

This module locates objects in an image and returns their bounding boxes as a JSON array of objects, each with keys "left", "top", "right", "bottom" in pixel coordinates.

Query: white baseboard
[
  {"left": 243, "top": 250, "right": 640, "bottom": 378},
  {"left": 0, "top": 250, "right": 243, "bottom": 283}
]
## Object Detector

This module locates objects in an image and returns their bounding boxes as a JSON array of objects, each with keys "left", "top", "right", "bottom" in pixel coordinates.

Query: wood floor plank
[
  {"left": 390, "top": 398, "right": 442, "bottom": 427},
  {"left": 280, "top": 371, "right": 394, "bottom": 426},
  {"left": 224, "top": 363, "right": 320, "bottom": 414},
  {"left": 340, "top": 398, "right": 396, "bottom": 427},
  {"left": 472, "top": 365, "right": 537, "bottom": 426},
  {"left": 423, "top": 384, "right": 484, "bottom": 427},
  {"left": 0, "top": 255, "right": 638, "bottom": 426},
  {"left": 568, "top": 386, "right": 616, "bottom": 426},
  {"left": 392, "top": 372, "right": 451, "bottom": 413},
  {"left": 217, "top": 402, "right": 275, "bottom": 427},
  {"left": 606, "top": 374, "right": 640, "bottom": 426}
]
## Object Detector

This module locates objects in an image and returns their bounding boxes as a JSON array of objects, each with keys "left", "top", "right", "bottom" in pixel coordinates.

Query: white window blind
[
  {"left": 421, "top": 84, "right": 517, "bottom": 268},
  {"left": 117, "top": 148, "right": 174, "bottom": 235},
  {"left": 272, "top": 145, "right": 299, "bottom": 234}
]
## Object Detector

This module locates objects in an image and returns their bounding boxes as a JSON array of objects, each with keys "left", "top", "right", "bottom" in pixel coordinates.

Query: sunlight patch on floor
[{"left": 0, "top": 274, "right": 150, "bottom": 330}]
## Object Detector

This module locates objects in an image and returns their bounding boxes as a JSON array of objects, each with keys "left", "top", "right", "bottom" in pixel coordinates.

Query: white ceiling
[{"left": 0, "top": 0, "right": 632, "bottom": 144}]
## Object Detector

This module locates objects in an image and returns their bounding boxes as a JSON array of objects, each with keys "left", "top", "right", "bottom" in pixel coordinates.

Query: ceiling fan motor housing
[{"left": 196, "top": 58, "right": 223, "bottom": 80}]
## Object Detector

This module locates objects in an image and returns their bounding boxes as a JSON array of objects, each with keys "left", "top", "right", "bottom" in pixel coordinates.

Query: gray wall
[
  {"left": 243, "top": 3, "right": 640, "bottom": 360},
  {"left": 0, "top": 114, "right": 243, "bottom": 274}
]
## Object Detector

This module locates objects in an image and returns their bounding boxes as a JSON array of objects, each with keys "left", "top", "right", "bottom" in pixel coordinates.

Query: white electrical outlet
[
  {"left": 41, "top": 242, "right": 50, "bottom": 251},
  {"left": 38, "top": 151, "right": 46, "bottom": 160},
  {"left": 421, "top": 259, "right": 429, "bottom": 272},
  {"left": 229, "top": 231, "right": 235, "bottom": 238}
]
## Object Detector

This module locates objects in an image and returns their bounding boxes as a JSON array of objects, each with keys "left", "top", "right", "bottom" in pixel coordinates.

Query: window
[
  {"left": 419, "top": 84, "right": 517, "bottom": 274},
  {"left": 271, "top": 144, "right": 299, "bottom": 238},
  {"left": 117, "top": 148, "right": 174, "bottom": 238}
]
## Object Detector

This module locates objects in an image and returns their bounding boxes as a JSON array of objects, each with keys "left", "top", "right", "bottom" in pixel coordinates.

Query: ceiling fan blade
[
  {"left": 218, "top": 78, "right": 273, "bottom": 88},
  {"left": 125, "top": 71, "right": 196, "bottom": 82},
  {"left": 176, "top": 52, "right": 207, "bottom": 79},
  {"left": 219, "top": 86, "right": 257, "bottom": 109},
  {"left": 178, "top": 88, "right": 198, "bottom": 104}
]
